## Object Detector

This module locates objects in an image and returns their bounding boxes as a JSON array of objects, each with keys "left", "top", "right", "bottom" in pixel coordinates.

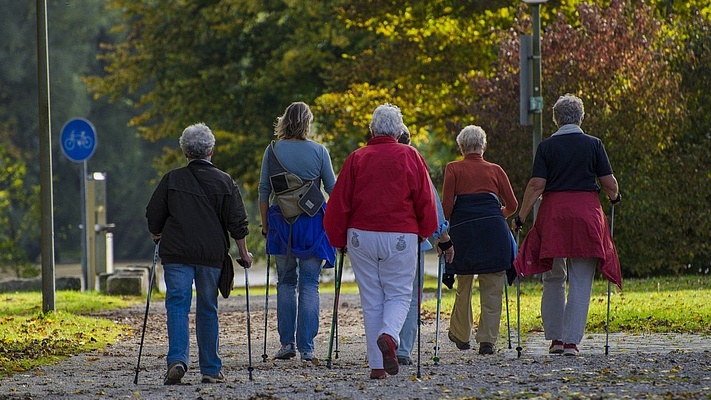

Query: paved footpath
[{"left": 1, "top": 292, "right": 710, "bottom": 399}]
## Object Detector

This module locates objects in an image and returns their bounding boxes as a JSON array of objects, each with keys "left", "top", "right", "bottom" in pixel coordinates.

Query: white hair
[
  {"left": 179, "top": 123, "right": 215, "bottom": 160},
  {"left": 456, "top": 125, "right": 487, "bottom": 153},
  {"left": 369, "top": 104, "right": 405, "bottom": 138}
]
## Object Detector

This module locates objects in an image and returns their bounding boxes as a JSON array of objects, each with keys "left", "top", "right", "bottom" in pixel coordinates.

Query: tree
[{"left": 467, "top": 0, "right": 709, "bottom": 275}]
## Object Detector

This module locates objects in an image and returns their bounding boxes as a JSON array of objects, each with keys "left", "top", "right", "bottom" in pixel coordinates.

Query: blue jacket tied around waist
[{"left": 445, "top": 193, "right": 514, "bottom": 275}]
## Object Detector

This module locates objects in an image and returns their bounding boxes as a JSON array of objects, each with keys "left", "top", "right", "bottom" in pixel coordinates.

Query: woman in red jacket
[{"left": 324, "top": 104, "right": 438, "bottom": 379}]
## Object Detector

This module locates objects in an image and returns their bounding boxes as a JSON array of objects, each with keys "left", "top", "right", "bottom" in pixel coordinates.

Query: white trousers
[
  {"left": 541, "top": 257, "right": 597, "bottom": 344},
  {"left": 347, "top": 228, "right": 417, "bottom": 369}
]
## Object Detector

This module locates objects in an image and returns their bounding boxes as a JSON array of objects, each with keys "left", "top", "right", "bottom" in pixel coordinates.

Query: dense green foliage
[{"left": 0, "top": 1, "right": 708, "bottom": 275}]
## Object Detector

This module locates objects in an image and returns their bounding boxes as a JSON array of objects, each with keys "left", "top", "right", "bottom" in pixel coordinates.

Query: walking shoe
[
  {"left": 448, "top": 331, "right": 471, "bottom": 350},
  {"left": 201, "top": 372, "right": 226, "bottom": 383},
  {"left": 300, "top": 351, "right": 314, "bottom": 362},
  {"left": 563, "top": 343, "right": 579, "bottom": 356},
  {"left": 163, "top": 361, "right": 186, "bottom": 385},
  {"left": 549, "top": 340, "right": 564, "bottom": 354},
  {"left": 478, "top": 342, "right": 495, "bottom": 355},
  {"left": 397, "top": 355, "right": 413, "bottom": 365},
  {"left": 370, "top": 368, "right": 387, "bottom": 379},
  {"left": 376, "top": 333, "right": 399, "bottom": 376},
  {"left": 274, "top": 343, "right": 296, "bottom": 359}
]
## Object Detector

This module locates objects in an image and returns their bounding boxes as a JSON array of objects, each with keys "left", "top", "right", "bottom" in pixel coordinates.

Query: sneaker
[
  {"left": 300, "top": 351, "right": 314, "bottom": 362},
  {"left": 274, "top": 343, "right": 296, "bottom": 359},
  {"left": 397, "top": 355, "right": 412, "bottom": 365},
  {"left": 370, "top": 368, "right": 387, "bottom": 379},
  {"left": 163, "top": 361, "right": 186, "bottom": 385},
  {"left": 448, "top": 331, "right": 471, "bottom": 350},
  {"left": 563, "top": 343, "right": 579, "bottom": 356},
  {"left": 549, "top": 340, "right": 564, "bottom": 354},
  {"left": 376, "top": 333, "right": 399, "bottom": 376},
  {"left": 478, "top": 342, "right": 495, "bottom": 355},
  {"left": 201, "top": 372, "right": 226, "bottom": 383}
]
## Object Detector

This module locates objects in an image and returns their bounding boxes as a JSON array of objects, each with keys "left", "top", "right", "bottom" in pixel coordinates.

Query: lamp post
[
  {"left": 521, "top": 0, "right": 547, "bottom": 220},
  {"left": 522, "top": 0, "right": 547, "bottom": 162}
]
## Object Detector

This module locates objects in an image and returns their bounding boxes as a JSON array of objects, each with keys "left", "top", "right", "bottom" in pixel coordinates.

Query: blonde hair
[{"left": 275, "top": 102, "right": 313, "bottom": 140}]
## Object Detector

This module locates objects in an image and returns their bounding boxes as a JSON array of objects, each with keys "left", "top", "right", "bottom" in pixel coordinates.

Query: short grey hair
[
  {"left": 456, "top": 125, "right": 487, "bottom": 153},
  {"left": 369, "top": 103, "right": 405, "bottom": 138},
  {"left": 180, "top": 123, "right": 215, "bottom": 160},
  {"left": 553, "top": 94, "right": 585, "bottom": 126}
]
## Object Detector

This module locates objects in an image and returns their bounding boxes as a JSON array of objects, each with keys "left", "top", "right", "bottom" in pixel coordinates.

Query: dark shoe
[
  {"left": 163, "top": 361, "right": 186, "bottom": 385},
  {"left": 201, "top": 371, "right": 225, "bottom": 383},
  {"left": 376, "top": 334, "right": 399, "bottom": 376},
  {"left": 448, "top": 331, "right": 471, "bottom": 350},
  {"left": 274, "top": 343, "right": 296, "bottom": 359},
  {"left": 478, "top": 342, "right": 495, "bottom": 355},
  {"left": 370, "top": 369, "right": 387, "bottom": 379},
  {"left": 563, "top": 343, "right": 579, "bottom": 356},
  {"left": 397, "top": 355, "right": 412, "bottom": 365},
  {"left": 442, "top": 274, "right": 455, "bottom": 290},
  {"left": 549, "top": 340, "right": 564, "bottom": 354}
]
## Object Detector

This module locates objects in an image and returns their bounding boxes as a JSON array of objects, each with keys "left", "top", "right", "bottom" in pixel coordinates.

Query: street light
[{"left": 520, "top": 0, "right": 548, "bottom": 219}]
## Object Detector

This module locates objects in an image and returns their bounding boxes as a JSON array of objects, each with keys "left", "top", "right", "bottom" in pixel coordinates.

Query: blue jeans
[
  {"left": 397, "top": 250, "right": 426, "bottom": 358},
  {"left": 275, "top": 255, "right": 322, "bottom": 354},
  {"left": 164, "top": 263, "right": 222, "bottom": 376}
]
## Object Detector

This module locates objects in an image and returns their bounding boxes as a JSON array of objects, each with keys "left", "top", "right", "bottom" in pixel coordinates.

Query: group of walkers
[{"left": 145, "top": 94, "right": 622, "bottom": 384}]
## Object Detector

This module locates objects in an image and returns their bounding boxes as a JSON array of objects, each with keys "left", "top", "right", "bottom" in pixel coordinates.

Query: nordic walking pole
[
  {"left": 515, "top": 228, "right": 523, "bottom": 359},
  {"left": 433, "top": 253, "right": 444, "bottom": 365},
  {"left": 133, "top": 240, "right": 159, "bottom": 385},
  {"left": 326, "top": 249, "right": 345, "bottom": 368},
  {"left": 605, "top": 203, "right": 616, "bottom": 356},
  {"left": 261, "top": 254, "right": 270, "bottom": 362},
  {"left": 416, "top": 242, "right": 422, "bottom": 380},
  {"left": 504, "top": 275, "right": 512, "bottom": 349},
  {"left": 238, "top": 259, "right": 254, "bottom": 380},
  {"left": 335, "top": 251, "right": 344, "bottom": 360}
]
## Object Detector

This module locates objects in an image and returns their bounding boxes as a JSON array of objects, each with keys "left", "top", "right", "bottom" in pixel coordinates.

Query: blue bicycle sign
[{"left": 61, "top": 118, "right": 97, "bottom": 162}]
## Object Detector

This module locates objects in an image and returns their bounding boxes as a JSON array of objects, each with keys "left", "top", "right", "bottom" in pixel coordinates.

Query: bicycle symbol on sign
[{"left": 63, "top": 130, "right": 93, "bottom": 151}]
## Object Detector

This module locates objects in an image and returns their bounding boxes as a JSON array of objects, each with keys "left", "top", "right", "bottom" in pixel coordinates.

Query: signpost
[{"left": 60, "top": 118, "right": 97, "bottom": 290}]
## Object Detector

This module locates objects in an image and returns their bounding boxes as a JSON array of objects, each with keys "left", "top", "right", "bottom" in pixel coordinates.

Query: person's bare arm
[
  {"left": 510, "top": 177, "right": 546, "bottom": 230},
  {"left": 598, "top": 174, "right": 619, "bottom": 202},
  {"left": 259, "top": 202, "right": 269, "bottom": 236}
]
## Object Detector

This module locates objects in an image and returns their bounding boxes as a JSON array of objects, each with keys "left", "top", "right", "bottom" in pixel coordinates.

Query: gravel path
[{"left": 1, "top": 292, "right": 710, "bottom": 399}]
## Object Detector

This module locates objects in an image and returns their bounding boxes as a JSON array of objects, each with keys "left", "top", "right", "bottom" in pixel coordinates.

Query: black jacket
[{"left": 146, "top": 160, "right": 249, "bottom": 268}]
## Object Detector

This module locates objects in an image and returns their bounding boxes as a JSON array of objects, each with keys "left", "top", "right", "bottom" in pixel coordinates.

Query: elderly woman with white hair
[
  {"left": 146, "top": 122, "right": 253, "bottom": 385},
  {"left": 324, "top": 104, "right": 438, "bottom": 379},
  {"left": 442, "top": 125, "right": 518, "bottom": 356},
  {"left": 512, "top": 94, "right": 621, "bottom": 356}
]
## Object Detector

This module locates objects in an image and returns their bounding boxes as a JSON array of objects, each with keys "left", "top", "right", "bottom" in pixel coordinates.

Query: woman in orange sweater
[{"left": 442, "top": 125, "right": 518, "bottom": 355}]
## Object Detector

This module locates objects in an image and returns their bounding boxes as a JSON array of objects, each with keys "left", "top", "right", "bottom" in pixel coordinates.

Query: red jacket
[
  {"left": 513, "top": 191, "right": 622, "bottom": 289},
  {"left": 324, "top": 136, "right": 438, "bottom": 248}
]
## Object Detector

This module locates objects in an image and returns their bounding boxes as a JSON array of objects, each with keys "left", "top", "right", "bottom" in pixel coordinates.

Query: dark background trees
[{"left": 1, "top": 0, "right": 708, "bottom": 277}]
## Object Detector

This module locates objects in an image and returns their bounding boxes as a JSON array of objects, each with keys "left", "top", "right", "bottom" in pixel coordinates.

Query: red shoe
[
  {"left": 377, "top": 334, "right": 399, "bottom": 376},
  {"left": 549, "top": 340, "right": 564, "bottom": 354},
  {"left": 563, "top": 343, "right": 579, "bottom": 356},
  {"left": 370, "top": 369, "right": 387, "bottom": 379}
]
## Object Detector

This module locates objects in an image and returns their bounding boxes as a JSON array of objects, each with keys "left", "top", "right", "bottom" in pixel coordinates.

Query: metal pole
[
  {"left": 37, "top": 0, "right": 56, "bottom": 313},
  {"left": 531, "top": 3, "right": 543, "bottom": 220},
  {"left": 81, "top": 161, "right": 88, "bottom": 290}
]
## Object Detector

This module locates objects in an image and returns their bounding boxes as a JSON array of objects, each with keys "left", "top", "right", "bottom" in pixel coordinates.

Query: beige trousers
[{"left": 448, "top": 271, "right": 505, "bottom": 345}]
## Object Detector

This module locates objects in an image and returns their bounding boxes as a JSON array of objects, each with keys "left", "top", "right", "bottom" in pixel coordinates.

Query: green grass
[
  {"left": 244, "top": 274, "right": 711, "bottom": 336},
  {"left": 0, "top": 291, "right": 142, "bottom": 376},
  {"left": 418, "top": 275, "right": 711, "bottom": 340}
]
